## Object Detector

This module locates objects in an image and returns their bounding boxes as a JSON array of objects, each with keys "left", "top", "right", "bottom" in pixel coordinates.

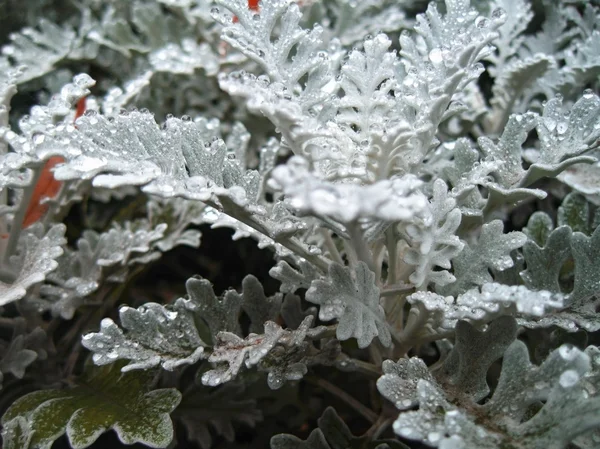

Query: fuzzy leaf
[
  {"left": 440, "top": 220, "right": 526, "bottom": 297},
  {"left": 35, "top": 220, "right": 166, "bottom": 319},
  {"left": 1, "top": 361, "right": 181, "bottom": 449},
  {"left": 524, "top": 91, "right": 600, "bottom": 185},
  {"left": 377, "top": 358, "right": 436, "bottom": 410},
  {"left": 485, "top": 0, "right": 533, "bottom": 76},
  {"left": 523, "top": 211, "right": 555, "bottom": 247},
  {"left": 269, "top": 156, "right": 426, "bottom": 224},
  {"left": 306, "top": 262, "right": 391, "bottom": 348},
  {"left": 521, "top": 225, "right": 573, "bottom": 292},
  {"left": 478, "top": 112, "right": 537, "bottom": 188},
  {"left": 174, "top": 382, "right": 262, "bottom": 449},
  {"left": 336, "top": 33, "right": 397, "bottom": 149},
  {"left": 484, "top": 341, "right": 592, "bottom": 421},
  {"left": 237, "top": 275, "right": 283, "bottom": 334},
  {"left": 0, "top": 326, "right": 47, "bottom": 386},
  {"left": 487, "top": 54, "right": 555, "bottom": 131},
  {"left": 386, "top": 317, "right": 600, "bottom": 448},
  {"left": 272, "top": 407, "right": 409, "bottom": 449},
  {"left": 403, "top": 179, "right": 463, "bottom": 289},
  {"left": 0, "top": 19, "right": 77, "bottom": 84},
  {"left": 520, "top": 224, "right": 600, "bottom": 331},
  {"left": 186, "top": 277, "right": 242, "bottom": 340},
  {"left": 82, "top": 287, "right": 207, "bottom": 372},
  {"left": 435, "top": 316, "right": 517, "bottom": 402},
  {"left": 280, "top": 293, "right": 318, "bottom": 330},
  {"left": 557, "top": 192, "right": 593, "bottom": 234},
  {"left": 35, "top": 198, "right": 204, "bottom": 319},
  {"left": 271, "top": 429, "right": 331, "bottom": 449},
  {"left": 202, "top": 321, "right": 286, "bottom": 387},
  {"left": 568, "top": 226, "right": 600, "bottom": 316},
  {"left": 269, "top": 259, "right": 321, "bottom": 294},
  {"left": 257, "top": 316, "right": 318, "bottom": 390},
  {"left": 0, "top": 224, "right": 66, "bottom": 307}
]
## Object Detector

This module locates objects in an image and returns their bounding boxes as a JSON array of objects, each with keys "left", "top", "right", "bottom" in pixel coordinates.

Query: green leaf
[
  {"left": 521, "top": 226, "right": 573, "bottom": 292},
  {"left": 238, "top": 275, "right": 283, "bottom": 334},
  {"left": 569, "top": 226, "right": 600, "bottom": 312},
  {"left": 1, "top": 361, "right": 181, "bottom": 449},
  {"left": 174, "top": 382, "right": 262, "bottom": 449},
  {"left": 306, "top": 262, "right": 391, "bottom": 348},
  {"left": 523, "top": 211, "right": 554, "bottom": 247},
  {"left": 271, "top": 407, "right": 410, "bottom": 449},
  {"left": 271, "top": 429, "right": 331, "bottom": 449},
  {"left": 434, "top": 316, "right": 517, "bottom": 402},
  {"left": 2, "top": 416, "right": 32, "bottom": 449},
  {"left": 186, "top": 277, "right": 242, "bottom": 340},
  {"left": 558, "top": 192, "right": 592, "bottom": 234}
]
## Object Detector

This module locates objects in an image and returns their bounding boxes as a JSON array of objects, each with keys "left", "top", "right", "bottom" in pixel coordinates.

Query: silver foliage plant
[{"left": 0, "top": 0, "right": 599, "bottom": 448}]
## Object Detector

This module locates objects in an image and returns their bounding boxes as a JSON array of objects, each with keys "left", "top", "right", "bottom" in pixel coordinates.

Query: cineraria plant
[{"left": 0, "top": 0, "right": 599, "bottom": 448}]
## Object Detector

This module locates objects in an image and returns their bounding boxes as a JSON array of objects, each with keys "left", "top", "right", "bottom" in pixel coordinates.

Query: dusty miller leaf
[
  {"left": 384, "top": 316, "right": 600, "bottom": 448},
  {"left": 186, "top": 277, "right": 242, "bottom": 340},
  {"left": 377, "top": 357, "right": 436, "bottom": 411},
  {"left": 269, "top": 156, "right": 426, "bottom": 224},
  {"left": 269, "top": 259, "right": 321, "bottom": 294},
  {"left": 440, "top": 220, "right": 526, "bottom": 297},
  {"left": 0, "top": 320, "right": 47, "bottom": 388},
  {"left": 272, "top": 406, "right": 409, "bottom": 449},
  {"left": 403, "top": 179, "right": 463, "bottom": 289},
  {"left": 81, "top": 287, "right": 207, "bottom": 372},
  {"left": 521, "top": 225, "right": 573, "bottom": 292},
  {"left": 1, "top": 361, "right": 181, "bottom": 449},
  {"left": 236, "top": 275, "right": 283, "bottom": 334},
  {"left": 35, "top": 220, "right": 166, "bottom": 319},
  {"left": 305, "top": 261, "right": 391, "bottom": 348},
  {"left": 486, "top": 54, "right": 555, "bottom": 132},
  {"left": 523, "top": 211, "right": 555, "bottom": 247},
  {"left": 202, "top": 321, "right": 286, "bottom": 387},
  {"left": 174, "top": 382, "right": 262, "bottom": 449},
  {"left": 523, "top": 91, "right": 600, "bottom": 186},
  {"left": 434, "top": 316, "right": 517, "bottom": 402},
  {"left": 557, "top": 192, "right": 594, "bottom": 234},
  {"left": 0, "top": 224, "right": 66, "bottom": 307},
  {"left": 568, "top": 226, "right": 600, "bottom": 317}
]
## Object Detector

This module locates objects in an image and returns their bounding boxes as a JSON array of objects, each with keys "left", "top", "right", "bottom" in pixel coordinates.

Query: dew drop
[
  {"left": 491, "top": 7, "right": 506, "bottom": 21},
  {"left": 559, "top": 369, "right": 580, "bottom": 388},
  {"left": 428, "top": 48, "right": 443, "bottom": 64},
  {"left": 476, "top": 17, "right": 489, "bottom": 28}
]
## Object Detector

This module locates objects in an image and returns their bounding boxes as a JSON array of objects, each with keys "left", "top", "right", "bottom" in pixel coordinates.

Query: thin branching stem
[{"left": 306, "top": 375, "right": 378, "bottom": 423}]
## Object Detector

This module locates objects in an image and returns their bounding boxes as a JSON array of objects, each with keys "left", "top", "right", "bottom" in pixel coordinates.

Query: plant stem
[
  {"left": 364, "top": 415, "right": 393, "bottom": 440},
  {"left": 319, "top": 228, "right": 344, "bottom": 265},
  {"left": 216, "top": 199, "right": 330, "bottom": 271},
  {"left": 385, "top": 227, "right": 398, "bottom": 285},
  {"left": 380, "top": 284, "right": 414, "bottom": 296},
  {"left": 1, "top": 166, "right": 42, "bottom": 271},
  {"left": 306, "top": 375, "right": 378, "bottom": 423},
  {"left": 347, "top": 220, "right": 376, "bottom": 272},
  {"left": 348, "top": 358, "right": 382, "bottom": 377}
]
